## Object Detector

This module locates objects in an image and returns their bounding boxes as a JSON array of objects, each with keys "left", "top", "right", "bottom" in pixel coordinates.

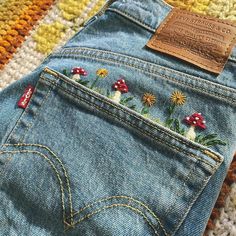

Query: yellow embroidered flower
[
  {"left": 96, "top": 68, "right": 108, "bottom": 78},
  {"left": 170, "top": 91, "right": 186, "bottom": 105},
  {"left": 142, "top": 93, "right": 156, "bottom": 107}
]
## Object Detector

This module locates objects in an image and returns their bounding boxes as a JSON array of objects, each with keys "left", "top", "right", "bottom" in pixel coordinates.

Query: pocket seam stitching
[
  {"left": 0, "top": 149, "right": 69, "bottom": 226},
  {"left": 3, "top": 143, "right": 74, "bottom": 225},
  {"left": 70, "top": 203, "right": 159, "bottom": 236},
  {"left": 68, "top": 195, "right": 167, "bottom": 235},
  {"left": 42, "top": 74, "right": 221, "bottom": 168},
  {"left": 52, "top": 47, "right": 236, "bottom": 104}
]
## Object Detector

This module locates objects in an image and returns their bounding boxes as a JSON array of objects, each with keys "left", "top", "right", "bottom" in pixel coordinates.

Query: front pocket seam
[
  {"left": 42, "top": 73, "right": 222, "bottom": 166},
  {"left": 47, "top": 80, "right": 218, "bottom": 169}
]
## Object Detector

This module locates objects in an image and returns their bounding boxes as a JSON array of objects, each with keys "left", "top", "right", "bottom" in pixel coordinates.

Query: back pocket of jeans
[{"left": 0, "top": 63, "right": 227, "bottom": 235}]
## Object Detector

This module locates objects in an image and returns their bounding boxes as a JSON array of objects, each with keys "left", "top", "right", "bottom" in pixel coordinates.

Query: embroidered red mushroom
[
  {"left": 111, "top": 78, "right": 129, "bottom": 103},
  {"left": 184, "top": 113, "right": 206, "bottom": 141},
  {"left": 71, "top": 67, "right": 88, "bottom": 81}
]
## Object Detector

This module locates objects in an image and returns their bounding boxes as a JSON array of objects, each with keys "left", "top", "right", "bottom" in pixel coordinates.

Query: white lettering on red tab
[{"left": 18, "top": 85, "right": 35, "bottom": 109}]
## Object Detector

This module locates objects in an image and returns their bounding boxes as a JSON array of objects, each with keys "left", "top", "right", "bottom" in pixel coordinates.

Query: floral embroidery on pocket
[
  {"left": 62, "top": 67, "right": 227, "bottom": 148},
  {"left": 141, "top": 93, "right": 156, "bottom": 117}
]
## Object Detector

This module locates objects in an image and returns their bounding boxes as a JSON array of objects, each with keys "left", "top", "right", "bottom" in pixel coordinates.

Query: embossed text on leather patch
[{"left": 146, "top": 8, "right": 236, "bottom": 74}]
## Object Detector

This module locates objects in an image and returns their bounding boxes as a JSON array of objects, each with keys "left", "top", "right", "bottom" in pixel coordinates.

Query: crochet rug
[{"left": 0, "top": 0, "right": 235, "bottom": 235}]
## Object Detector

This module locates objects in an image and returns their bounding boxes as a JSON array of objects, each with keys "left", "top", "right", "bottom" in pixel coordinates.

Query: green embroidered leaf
[
  {"left": 106, "top": 89, "right": 111, "bottom": 97},
  {"left": 174, "top": 119, "right": 180, "bottom": 132},
  {"left": 77, "top": 80, "right": 89, "bottom": 86},
  {"left": 180, "top": 128, "right": 185, "bottom": 135},
  {"left": 195, "top": 134, "right": 204, "bottom": 143},
  {"left": 143, "top": 113, "right": 150, "bottom": 118},
  {"left": 62, "top": 69, "right": 69, "bottom": 76},
  {"left": 128, "top": 104, "right": 136, "bottom": 110},
  {"left": 141, "top": 107, "right": 149, "bottom": 115},
  {"left": 165, "top": 118, "right": 174, "bottom": 128},
  {"left": 122, "top": 96, "right": 134, "bottom": 103},
  {"left": 152, "top": 118, "right": 161, "bottom": 123},
  {"left": 204, "top": 139, "right": 227, "bottom": 147},
  {"left": 201, "top": 134, "right": 218, "bottom": 143},
  {"left": 171, "top": 119, "right": 185, "bottom": 135}
]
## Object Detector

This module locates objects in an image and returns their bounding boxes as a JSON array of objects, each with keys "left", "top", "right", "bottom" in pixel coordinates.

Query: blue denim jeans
[{"left": 0, "top": 0, "right": 236, "bottom": 235}]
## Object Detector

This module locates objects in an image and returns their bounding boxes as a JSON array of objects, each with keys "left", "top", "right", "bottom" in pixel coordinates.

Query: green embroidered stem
[
  {"left": 90, "top": 76, "right": 99, "bottom": 89},
  {"left": 141, "top": 105, "right": 149, "bottom": 115},
  {"left": 62, "top": 69, "right": 69, "bottom": 77},
  {"left": 165, "top": 104, "right": 176, "bottom": 127}
]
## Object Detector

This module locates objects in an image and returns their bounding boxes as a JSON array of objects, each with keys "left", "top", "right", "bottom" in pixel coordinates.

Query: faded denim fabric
[{"left": 0, "top": 0, "right": 236, "bottom": 235}]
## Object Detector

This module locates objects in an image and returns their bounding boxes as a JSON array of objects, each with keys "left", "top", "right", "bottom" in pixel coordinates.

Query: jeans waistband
[
  {"left": 107, "top": 0, "right": 236, "bottom": 60},
  {"left": 107, "top": 0, "right": 172, "bottom": 32}
]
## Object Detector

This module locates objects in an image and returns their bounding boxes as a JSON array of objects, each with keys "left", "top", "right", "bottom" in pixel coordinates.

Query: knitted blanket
[{"left": 0, "top": 0, "right": 235, "bottom": 234}]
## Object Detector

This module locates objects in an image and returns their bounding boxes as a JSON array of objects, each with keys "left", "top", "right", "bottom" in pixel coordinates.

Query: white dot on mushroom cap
[
  {"left": 195, "top": 117, "right": 199, "bottom": 120},
  {"left": 193, "top": 121, "right": 197, "bottom": 124},
  {"left": 121, "top": 79, "right": 125, "bottom": 83},
  {"left": 114, "top": 85, "right": 118, "bottom": 88},
  {"left": 186, "top": 117, "right": 190, "bottom": 120},
  {"left": 202, "top": 120, "right": 206, "bottom": 124},
  {"left": 198, "top": 113, "right": 201, "bottom": 115}
]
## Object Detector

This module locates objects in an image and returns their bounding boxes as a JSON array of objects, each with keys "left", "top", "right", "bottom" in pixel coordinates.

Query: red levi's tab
[{"left": 18, "top": 85, "right": 35, "bottom": 109}]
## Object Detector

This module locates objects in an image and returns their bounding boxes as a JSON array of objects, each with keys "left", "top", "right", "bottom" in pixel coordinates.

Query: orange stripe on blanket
[{"left": 0, "top": 0, "right": 55, "bottom": 70}]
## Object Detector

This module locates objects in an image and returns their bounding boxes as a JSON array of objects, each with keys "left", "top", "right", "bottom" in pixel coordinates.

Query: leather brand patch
[
  {"left": 18, "top": 85, "right": 35, "bottom": 109},
  {"left": 146, "top": 8, "right": 236, "bottom": 74}
]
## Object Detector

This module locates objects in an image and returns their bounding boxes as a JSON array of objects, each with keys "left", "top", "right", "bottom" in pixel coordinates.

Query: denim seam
[
  {"left": 41, "top": 72, "right": 222, "bottom": 164},
  {"left": 172, "top": 175, "right": 211, "bottom": 235},
  {"left": 107, "top": 8, "right": 156, "bottom": 32},
  {"left": 55, "top": 47, "right": 236, "bottom": 95},
  {"left": 3, "top": 143, "right": 74, "bottom": 225},
  {"left": 53, "top": 49, "right": 236, "bottom": 105},
  {"left": 0, "top": 154, "right": 12, "bottom": 174},
  {"left": 6, "top": 83, "right": 54, "bottom": 144},
  {"left": 68, "top": 195, "right": 168, "bottom": 236},
  {"left": 57, "top": 47, "right": 236, "bottom": 95},
  {"left": 107, "top": 0, "right": 171, "bottom": 32},
  {"left": 70, "top": 203, "right": 159, "bottom": 235},
  {"left": 18, "top": 84, "right": 54, "bottom": 143},
  {"left": 43, "top": 78, "right": 218, "bottom": 169},
  {"left": 0, "top": 150, "right": 68, "bottom": 226},
  {"left": 163, "top": 157, "right": 198, "bottom": 230}
]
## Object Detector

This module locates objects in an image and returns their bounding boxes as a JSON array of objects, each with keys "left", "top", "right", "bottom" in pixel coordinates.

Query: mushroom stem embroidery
[
  {"left": 111, "top": 79, "right": 129, "bottom": 103},
  {"left": 184, "top": 113, "right": 206, "bottom": 141},
  {"left": 90, "top": 68, "right": 108, "bottom": 89}
]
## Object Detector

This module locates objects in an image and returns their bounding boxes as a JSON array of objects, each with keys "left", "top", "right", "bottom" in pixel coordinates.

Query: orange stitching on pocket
[
  {"left": 70, "top": 203, "right": 160, "bottom": 236},
  {"left": 67, "top": 195, "right": 168, "bottom": 236}
]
